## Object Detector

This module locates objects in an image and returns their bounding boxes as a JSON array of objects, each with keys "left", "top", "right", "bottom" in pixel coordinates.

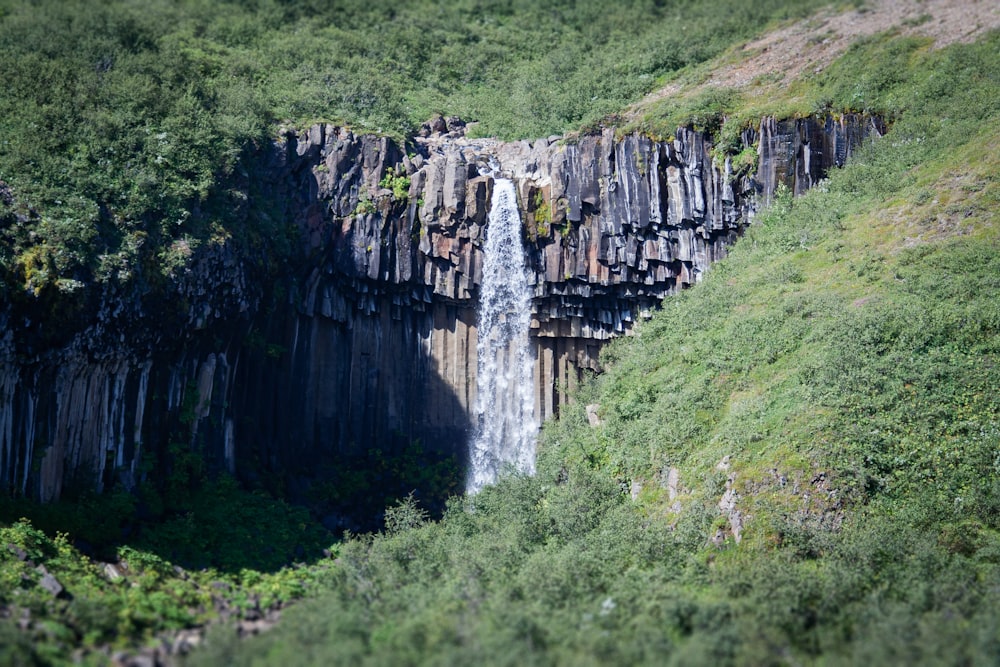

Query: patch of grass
[{"left": 379, "top": 167, "right": 411, "bottom": 203}]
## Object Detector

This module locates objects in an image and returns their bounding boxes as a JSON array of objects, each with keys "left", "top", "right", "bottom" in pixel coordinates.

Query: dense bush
[{"left": 0, "top": 514, "right": 338, "bottom": 663}]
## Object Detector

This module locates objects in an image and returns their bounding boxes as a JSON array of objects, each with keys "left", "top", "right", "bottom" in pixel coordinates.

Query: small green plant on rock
[
  {"left": 353, "top": 194, "right": 376, "bottom": 216},
  {"left": 731, "top": 144, "right": 759, "bottom": 174},
  {"left": 379, "top": 167, "right": 411, "bottom": 202},
  {"left": 532, "top": 190, "right": 554, "bottom": 237}
]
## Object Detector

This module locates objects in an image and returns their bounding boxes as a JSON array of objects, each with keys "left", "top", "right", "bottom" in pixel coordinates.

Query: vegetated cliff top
[
  {"left": 624, "top": 0, "right": 1000, "bottom": 144},
  {"left": 0, "top": 0, "right": 836, "bottom": 308},
  {"left": 630, "top": 0, "right": 1000, "bottom": 117}
]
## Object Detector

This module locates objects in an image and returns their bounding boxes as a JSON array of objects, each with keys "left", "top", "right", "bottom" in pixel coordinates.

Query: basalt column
[{"left": 0, "top": 115, "right": 882, "bottom": 500}]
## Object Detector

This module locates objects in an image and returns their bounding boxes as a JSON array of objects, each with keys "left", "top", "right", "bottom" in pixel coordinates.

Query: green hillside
[
  {"left": 2, "top": 0, "right": 999, "bottom": 664},
  {"left": 190, "top": 28, "right": 1000, "bottom": 666}
]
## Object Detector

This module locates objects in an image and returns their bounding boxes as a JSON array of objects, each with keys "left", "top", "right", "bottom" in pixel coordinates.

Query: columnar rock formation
[
  {"left": 0, "top": 114, "right": 883, "bottom": 501},
  {"left": 277, "top": 113, "right": 882, "bottom": 433}
]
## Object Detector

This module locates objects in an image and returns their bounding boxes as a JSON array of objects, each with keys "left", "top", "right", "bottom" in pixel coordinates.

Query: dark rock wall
[
  {"left": 0, "top": 115, "right": 881, "bottom": 500},
  {"left": 233, "top": 291, "right": 477, "bottom": 476},
  {"left": 0, "top": 239, "right": 253, "bottom": 501},
  {"left": 755, "top": 114, "right": 886, "bottom": 202}
]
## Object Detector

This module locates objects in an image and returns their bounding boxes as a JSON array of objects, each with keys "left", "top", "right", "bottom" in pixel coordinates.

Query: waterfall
[{"left": 467, "top": 178, "right": 537, "bottom": 493}]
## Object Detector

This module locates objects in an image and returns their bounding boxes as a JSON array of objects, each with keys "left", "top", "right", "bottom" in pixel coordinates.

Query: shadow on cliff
[
  {"left": 0, "top": 336, "right": 472, "bottom": 574},
  {"left": 0, "top": 473, "right": 331, "bottom": 573},
  {"left": 142, "top": 330, "right": 471, "bottom": 571},
  {"left": 228, "top": 304, "right": 474, "bottom": 540}
]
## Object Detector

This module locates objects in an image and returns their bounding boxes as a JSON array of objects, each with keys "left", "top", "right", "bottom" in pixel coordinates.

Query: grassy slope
[{"left": 190, "top": 28, "right": 1000, "bottom": 667}]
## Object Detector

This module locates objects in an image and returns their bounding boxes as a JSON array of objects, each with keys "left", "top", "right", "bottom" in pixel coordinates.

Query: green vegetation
[
  {"left": 189, "top": 29, "right": 1000, "bottom": 666},
  {"left": 630, "top": 29, "right": 996, "bottom": 154},
  {"left": 0, "top": 494, "right": 337, "bottom": 664},
  {"left": 531, "top": 189, "right": 555, "bottom": 237},
  {"left": 3, "top": 0, "right": 1000, "bottom": 663},
  {"left": 304, "top": 441, "right": 463, "bottom": 531},
  {"left": 379, "top": 167, "right": 412, "bottom": 203},
  {"left": 0, "top": 0, "right": 825, "bottom": 305},
  {"left": 0, "top": 436, "right": 460, "bottom": 662}
]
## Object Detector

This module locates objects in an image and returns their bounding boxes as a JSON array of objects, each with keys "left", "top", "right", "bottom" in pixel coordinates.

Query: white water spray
[{"left": 467, "top": 178, "right": 537, "bottom": 493}]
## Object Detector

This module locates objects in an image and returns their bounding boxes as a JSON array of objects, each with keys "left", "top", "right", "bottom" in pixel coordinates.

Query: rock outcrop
[
  {"left": 0, "top": 114, "right": 883, "bottom": 502},
  {"left": 0, "top": 237, "right": 253, "bottom": 501},
  {"left": 274, "top": 113, "right": 881, "bottom": 430}
]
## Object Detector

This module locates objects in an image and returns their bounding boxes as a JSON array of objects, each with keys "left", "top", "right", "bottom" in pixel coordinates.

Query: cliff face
[
  {"left": 0, "top": 114, "right": 882, "bottom": 502},
  {"left": 0, "top": 240, "right": 253, "bottom": 501}
]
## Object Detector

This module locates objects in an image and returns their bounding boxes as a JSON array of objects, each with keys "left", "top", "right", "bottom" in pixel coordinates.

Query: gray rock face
[
  {"left": 36, "top": 565, "right": 65, "bottom": 597},
  {"left": 269, "top": 114, "right": 878, "bottom": 431},
  {"left": 0, "top": 240, "right": 252, "bottom": 501},
  {"left": 756, "top": 114, "right": 885, "bottom": 202},
  {"left": 0, "top": 115, "right": 880, "bottom": 501}
]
